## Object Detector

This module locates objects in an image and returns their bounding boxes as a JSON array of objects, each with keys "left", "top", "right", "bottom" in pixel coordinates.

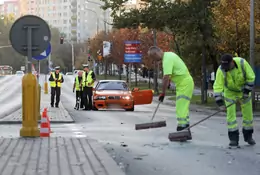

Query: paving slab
[
  {"left": 0, "top": 92, "right": 74, "bottom": 124},
  {"left": 0, "top": 137, "right": 125, "bottom": 175}
]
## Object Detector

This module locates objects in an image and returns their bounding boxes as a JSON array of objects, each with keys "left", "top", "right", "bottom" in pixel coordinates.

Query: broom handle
[
  {"left": 151, "top": 102, "right": 161, "bottom": 121},
  {"left": 185, "top": 102, "right": 236, "bottom": 130}
]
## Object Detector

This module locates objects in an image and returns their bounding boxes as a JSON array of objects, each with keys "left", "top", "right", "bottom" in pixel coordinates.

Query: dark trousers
[
  {"left": 76, "top": 90, "right": 84, "bottom": 108},
  {"left": 83, "top": 87, "right": 93, "bottom": 110},
  {"left": 51, "top": 87, "right": 61, "bottom": 107}
]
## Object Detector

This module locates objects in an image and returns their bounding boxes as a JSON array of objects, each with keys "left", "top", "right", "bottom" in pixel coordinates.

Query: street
[{"left": 0, "top": 75, "right": 259, "bottom": 175}]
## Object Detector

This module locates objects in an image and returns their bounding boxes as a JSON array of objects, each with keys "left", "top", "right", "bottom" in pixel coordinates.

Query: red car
[{"left": 93, "top": 80, "right": 153, "bottom": 111}]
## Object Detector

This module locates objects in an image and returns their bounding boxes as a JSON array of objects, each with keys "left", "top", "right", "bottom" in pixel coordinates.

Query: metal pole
[
  {"left": 37, "top": 60, "right": 40, "bottom": 82},
  {"left": 27, "top": 28, "right": 32, "bottom": 73},
  {"left": 104, "top": 9, "right": 107, "bottom": 80},
  {"left": 153, "top": 29, "right": 159, "bottom": 94},
  {"left": 71, "top": 43, "right": 74, "bottom": 71},
  {"left": 97, "top": 17, "right": 99, "bottom": 34},
  {"left": 250, "top": 0, "right": 255, "bottom": 108}
]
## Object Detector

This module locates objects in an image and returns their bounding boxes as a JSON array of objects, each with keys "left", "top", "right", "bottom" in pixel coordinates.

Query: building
[{"left": 0, "top": 0, "right": 20, "bottom": 18}]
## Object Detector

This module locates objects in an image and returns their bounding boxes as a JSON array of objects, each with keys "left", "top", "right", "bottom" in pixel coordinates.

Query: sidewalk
[
  {"left": 0, "top": 91, "right": 74, "bottom": 124},
  {"left": 0, "top": 137, "right": 125, "bottom": 175},
  {"left": 153, "top": 96, "right": 260, "bottom": 117}
]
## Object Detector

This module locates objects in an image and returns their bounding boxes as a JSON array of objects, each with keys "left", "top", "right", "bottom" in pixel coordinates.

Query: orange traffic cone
[
  {"left": 40, "top": 108, "right": 50, "bottom": 137},
  {"left": 45, "top": 109, "right": 53, "bottom": 133}
]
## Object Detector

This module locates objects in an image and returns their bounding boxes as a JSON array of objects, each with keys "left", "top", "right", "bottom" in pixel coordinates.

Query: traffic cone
[
  {"left": 40, "top": 108, "right": 50, "bottom": 137},
  {"left": 45, "top": 109, "right": 53, "bottom": 133}
]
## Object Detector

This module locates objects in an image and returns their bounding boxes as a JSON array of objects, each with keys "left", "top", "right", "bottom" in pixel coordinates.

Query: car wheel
[{"left": 125, "top": 103, "right": 134, "bottom": 111}]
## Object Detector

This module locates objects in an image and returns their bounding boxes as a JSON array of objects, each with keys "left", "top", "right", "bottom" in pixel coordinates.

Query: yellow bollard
[
  {"left": 37, "top": 84, "right": 41, "bottom": 120},
  {"left": 44, "top": 81, "right": 48, "bottom": 94},
  {"left": 20, "top": 73, "right": 40, "bottom": 137}
]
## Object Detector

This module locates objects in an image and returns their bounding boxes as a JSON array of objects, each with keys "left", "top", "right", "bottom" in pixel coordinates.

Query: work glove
[
  {"left": 73, "top": 89, "right": 75, "bottom": 93},
  {"left": 242, "top": 88, "right": 250, "bottom": 99},
  {"left": 158, "top": 93, "right": 165, "bottom": 102}
]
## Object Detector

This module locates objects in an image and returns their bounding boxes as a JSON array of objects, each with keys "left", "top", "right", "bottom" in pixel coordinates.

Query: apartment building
[{"left": 0, "top": 0, "right": 20, "bottom": 18}]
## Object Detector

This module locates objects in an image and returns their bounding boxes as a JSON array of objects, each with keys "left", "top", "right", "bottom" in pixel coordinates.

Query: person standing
[
  {"left": 49, "top": 66, "right": 64, "bottom": 108},
  {"left": 82, "top": 64, "right": 96, "bottom": 110},
  {"left": 213, "top": 54, "right": 256, "bottom": 147},
  {"left": 73, "top": 70, "right": 84, "bottom": 109},
  {"left": 148, "top": 46, "right": 194, "bottom": 140}
]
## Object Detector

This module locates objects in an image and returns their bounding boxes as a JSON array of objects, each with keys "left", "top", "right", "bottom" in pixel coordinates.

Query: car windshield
[
  {"left": 16, "top": 71, "right": 23, "bottom": 74},
  {"left": 96, "top": 81, "right": 129, "bottom": 91}
]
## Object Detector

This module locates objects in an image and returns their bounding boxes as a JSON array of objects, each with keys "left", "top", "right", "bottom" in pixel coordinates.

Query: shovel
[{"left": 135, "top": 102, "right": 167, "bottom": 130}]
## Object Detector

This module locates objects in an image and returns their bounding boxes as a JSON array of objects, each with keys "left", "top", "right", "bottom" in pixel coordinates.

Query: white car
[
  {"left": 66, "top": 72, "right": 73, "bottom": 75},
  {"left": 15, "top": 71, "right": 24, "bottom": 76},
  {"left": 74, "top": 70, "right": 81, "bottom": 75}
]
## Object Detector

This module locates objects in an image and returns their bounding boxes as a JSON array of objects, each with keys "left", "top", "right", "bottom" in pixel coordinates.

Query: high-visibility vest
[
  {"left": 75, "top": 76, "right": 82, "bottom": 91},
  {"left": 50, "top": 73, "right": 62, "bottom": 87},
  {"left": 82, "top": 70, "right": 94, "bottom": 87}
]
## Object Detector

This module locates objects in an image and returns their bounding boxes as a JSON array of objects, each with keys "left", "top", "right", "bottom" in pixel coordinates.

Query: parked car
[
  {"left": 66, "top": 72, "right": 73, "bottom": 75},
  {"left": 15, "top": 71, "right": 24, "bottom": 76}
]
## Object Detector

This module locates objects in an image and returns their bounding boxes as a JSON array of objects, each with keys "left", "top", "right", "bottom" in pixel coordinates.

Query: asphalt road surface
[{"left": 0, "top": 74, "right": 259, "bottom": 175}]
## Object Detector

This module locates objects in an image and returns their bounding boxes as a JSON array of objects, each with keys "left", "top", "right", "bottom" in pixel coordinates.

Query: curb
[{"left": 0, "top": 120, "right": 75, "bottom": 124}]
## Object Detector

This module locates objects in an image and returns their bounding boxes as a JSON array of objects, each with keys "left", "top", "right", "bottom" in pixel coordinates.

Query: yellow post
[
  {"left": 20, "top": 73, "right": 40, "bottom": 137},
  {"left": 44, "top": 81, "right": 48, "bottom": 94},
  {"left": 37, "top": 84, "right": 41, "bottom": 120}
]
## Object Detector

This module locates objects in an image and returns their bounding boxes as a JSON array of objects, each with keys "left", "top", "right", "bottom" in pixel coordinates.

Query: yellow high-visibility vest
[
  {"left": 75, "top": 76, "right": 82, "bottom": 91},
  {"left": 50, "top": 73, "right": 62, "bottom": 87},
  {"left": 82, "top": 70, "right": 94, "bottom": 87}
]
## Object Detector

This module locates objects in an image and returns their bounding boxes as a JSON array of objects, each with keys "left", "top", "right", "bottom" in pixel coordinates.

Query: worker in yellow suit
[
  {"left": 213, "top": 54, "right": 256, "bottom": 147},
  {"left": 148, "top": 46, "right": 194, "bottom": 140}
]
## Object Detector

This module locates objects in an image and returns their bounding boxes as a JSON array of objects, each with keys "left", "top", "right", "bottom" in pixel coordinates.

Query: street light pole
[
  {"left": 250, "top": 0, "right": 255, "bottom": 109},
  {"left": 70, "top": 43, "right": 74, "bottom": 72}
]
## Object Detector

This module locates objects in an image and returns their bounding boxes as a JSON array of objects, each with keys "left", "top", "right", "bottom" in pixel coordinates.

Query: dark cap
[
  {"left": 221, "top": 54, "right": 233, "bottom": 70},
  {"left": 55, "top": 66, "right": 60, "bottom": 70}
]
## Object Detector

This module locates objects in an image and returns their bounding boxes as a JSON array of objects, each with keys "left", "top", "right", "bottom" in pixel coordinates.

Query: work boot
[
  {"left": 51, "top": 103, "right": 54, "bottom": 107},
  {"left": 176, "top": 125, "right": 192, "bottom": 141},
  {"left": 185, "top": 124, "right": 192, "bottom": 140},
  {"left": 228, "top": 130, "right": 239, "bottom": 147},
  {"left": 242, "top": 129, "right": 256, "bottom": 145}
]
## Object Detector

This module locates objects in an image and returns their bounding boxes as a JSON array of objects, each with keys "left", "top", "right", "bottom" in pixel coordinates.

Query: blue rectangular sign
[
  {"left": 124, "top": 54, "right": 142, "bottom": 63},
  {"left": 124, "top": 40, "right": 141, "bottom": 44}
]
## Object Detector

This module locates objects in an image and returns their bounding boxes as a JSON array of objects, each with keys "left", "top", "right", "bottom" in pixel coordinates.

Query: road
[{"left": 0, "top": 74, "right": 259, "bottom": 175}]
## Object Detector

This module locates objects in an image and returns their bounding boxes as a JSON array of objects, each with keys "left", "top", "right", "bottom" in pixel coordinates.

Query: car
[
  {"left": 15, "top": 71, "right": 24, "bottom": 76},
  {"left": 92, "top": 80, "right": 153, "bottom": 111},
  {"left": 66, "top": 72, "right": 73, "bottom": 75}
]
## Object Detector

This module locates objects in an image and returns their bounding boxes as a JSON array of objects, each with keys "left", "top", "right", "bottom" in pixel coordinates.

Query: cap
[
  {"left": 82, "top": 64, "right": 89, "bottom": 68},
  {"left": 220, "top": 54, "right": 233, "bottom": 70},
  {"left": 55, "top": 66, "right": 60, "bottom": 70}
]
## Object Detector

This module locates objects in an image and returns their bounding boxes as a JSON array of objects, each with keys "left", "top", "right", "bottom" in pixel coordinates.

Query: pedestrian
[
  {"left": 82, "top": 64, "right": 96, "bottom": 110},
  {"left": 73, "top": 70, "right": 84, "bottom": 110},
  {"left": 213, "top": 54, "right": 256, "bottom": 146},
  {"left": 148, "top": 46, "right": 194, "bottom": 139},
  {"left": 49, "top": 66, "right": 64, "bottom": 108}
]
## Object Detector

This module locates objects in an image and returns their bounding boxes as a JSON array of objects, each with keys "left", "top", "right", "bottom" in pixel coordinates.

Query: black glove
[
  {"left": 73, "top": 89, "right": 75, "bottom": 93},
  {"left": 216, "top": 98, "right": 224, "bottom": 107},
  {"left": 159, "top": 93, "right": 165, "bottom": 102},
  {"left": 242, "top": 88, "right": 250, "bottom": 99}
]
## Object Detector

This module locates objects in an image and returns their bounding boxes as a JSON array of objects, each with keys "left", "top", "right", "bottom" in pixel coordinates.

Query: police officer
[
  {"left": 82, "top": 64, "right": 96, "bottom": 110},
  {"left": 214, "top": 54, "right": 256, "bottom": 146},
  {"left": 73, "top": 70, "right": 84, "bottom": 109},
  {"left": 49, "top": 66, "right": 64, "bottom": 108}
]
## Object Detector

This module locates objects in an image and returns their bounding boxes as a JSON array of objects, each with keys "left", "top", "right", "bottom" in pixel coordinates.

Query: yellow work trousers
[
  {"left": 175, "top": 75, "right": 194, "bottom": 127},
  {"left": 224, "top": 92, "right": 254, "bottom": 132}
]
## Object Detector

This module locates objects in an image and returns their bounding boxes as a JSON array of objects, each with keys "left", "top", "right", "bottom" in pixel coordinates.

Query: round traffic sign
[{"left": 9, "top": 15, "right": 51, "bottom": 57}]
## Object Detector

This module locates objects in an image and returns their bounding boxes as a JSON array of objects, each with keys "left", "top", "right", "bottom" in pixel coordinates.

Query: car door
[{"left": 132, "top": 89, "right": 153, "bottom": 105}]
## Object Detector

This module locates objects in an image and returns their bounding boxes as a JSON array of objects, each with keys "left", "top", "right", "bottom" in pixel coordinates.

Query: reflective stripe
[
  {"left": 214, "top": 92, "right": 222, "bottom": 96},
  {"left": 224, "top": 97, "right": 236, "bottom": 103},
  {"left": 40, "top": 128, "right": 49, "bottom": 133},
  {"left": 41, "top": 118, "right": 48, "bottom": 123},
  {"left": 243, "top": 126, "right": 254, "bottom": 130},
  {"left": 246, "top": 81, "right": 254, "bottom": 86},
  {"left": 186, "top": 116, "right": 190, "bottom": 124},
  {"left": 244, "top": 84, "right": 253, "bottom": 91},
  {"left": 177, "top": 117, "right": 187, "bottom": 121},
  {"left": 240, "top": 58, "right": 246, "bottom": 80},
  {"left": 228, "top": 128, "right": 239, "bottom": 132},
  {"left": 176, "top": 95, "right": 191, "bottom": 101},
  {"left": 227, "top": 120, "right": 237, "bottom": 126},
  {"left": 177, "top": 124, "right": 188, "bottom": 127},
  {"left": 215, "top": 96, "right": 222, "bottom": 101},
  {"left": 242, "top": 120, "right": 253, "bottom": 125}
]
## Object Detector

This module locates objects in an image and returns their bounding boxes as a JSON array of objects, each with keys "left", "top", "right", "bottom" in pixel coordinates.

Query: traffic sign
[
  {"left": 33, "top": 43, "right": 51, "bottom": 60},
  {"left": 9, "top": 15, "right": 51, "bottom": 57},
  {"left": 124, "top": 40, "right": 142, "bottom": 63}
]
